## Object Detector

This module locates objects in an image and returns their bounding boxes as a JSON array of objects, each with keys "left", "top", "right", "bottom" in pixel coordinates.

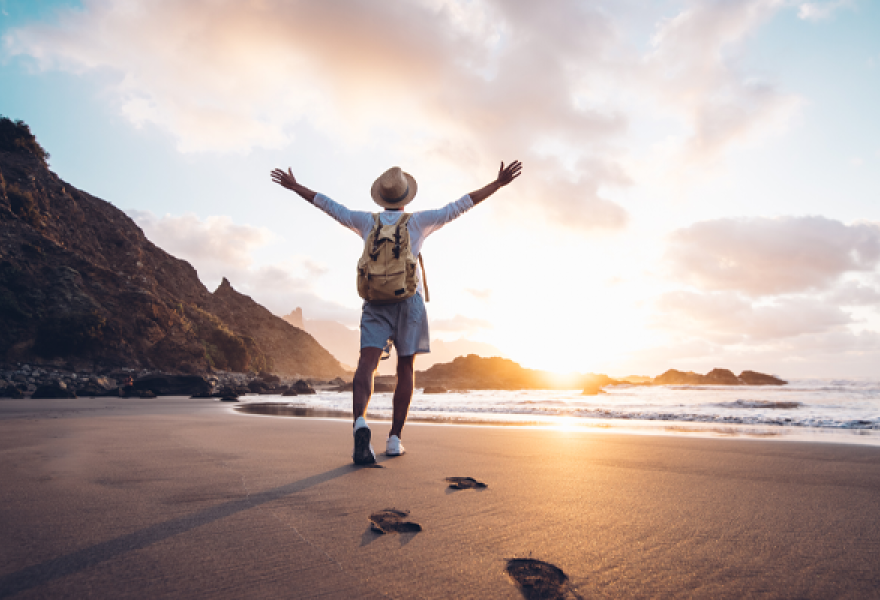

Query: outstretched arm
[
  {"left": 270, "top": 168, "right": 317, "bottom": 203},
  {"left": 468, "top": 160, "right": 523, "bottom": 205}
]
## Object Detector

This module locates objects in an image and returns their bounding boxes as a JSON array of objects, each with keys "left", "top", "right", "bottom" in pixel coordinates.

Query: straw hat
[{"left": 370, "top": 167, "right": 418, "bottom": 209}]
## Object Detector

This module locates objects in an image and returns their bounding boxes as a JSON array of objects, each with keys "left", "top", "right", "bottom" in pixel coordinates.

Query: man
[{"left": 270, "top": 160, "right": 522, "bottom": 464}]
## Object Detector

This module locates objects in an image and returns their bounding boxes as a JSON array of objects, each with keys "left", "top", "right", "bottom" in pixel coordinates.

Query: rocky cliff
[{"left": 0, "top": 117, "right": 346, "bottom": 378}]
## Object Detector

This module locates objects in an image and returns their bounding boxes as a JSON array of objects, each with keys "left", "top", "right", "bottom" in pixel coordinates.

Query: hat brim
[{"left": 371, "top": 172, "right": 418, "bottom": 209}]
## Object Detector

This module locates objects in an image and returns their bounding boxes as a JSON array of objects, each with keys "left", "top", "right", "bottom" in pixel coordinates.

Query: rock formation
[
  {"left": 417, "top": 355, "right": 787, "bottom": 390},
  {"left": 0, "top": 117, "right": 345, "bottom": 379},
  {"left": 652, "top": 369, "right": 786, "bottom": 386}
]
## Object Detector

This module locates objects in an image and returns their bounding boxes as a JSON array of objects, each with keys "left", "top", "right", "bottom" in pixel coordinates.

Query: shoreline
[{"left": 231, "top": 401, "right": 880, "bottom": 447}]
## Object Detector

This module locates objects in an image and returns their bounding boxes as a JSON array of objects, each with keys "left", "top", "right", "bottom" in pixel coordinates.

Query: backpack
[{"left": 356, "top": 213, "right": 429, "bottom": 304}]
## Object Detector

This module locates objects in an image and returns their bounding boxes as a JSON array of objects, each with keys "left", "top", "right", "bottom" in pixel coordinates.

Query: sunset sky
[{"left": 2, "top": 0, "right": 879, "bottom": 377}]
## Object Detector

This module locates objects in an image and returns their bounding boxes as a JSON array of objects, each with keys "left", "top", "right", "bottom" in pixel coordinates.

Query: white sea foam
[{"left": 242, "top": 379, "right": 880, "bottom": 444}]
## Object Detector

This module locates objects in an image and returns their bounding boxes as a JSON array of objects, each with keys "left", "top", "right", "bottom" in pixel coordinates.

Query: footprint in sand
[
  {"left": 445, "top": 476, "right": 488, "bottom": 490},
  {"left": 369, "top": 509, "right": 422, "bottom": 534},
  {"left": 505, "top": 558, "right": 580, "bottom": 600}
]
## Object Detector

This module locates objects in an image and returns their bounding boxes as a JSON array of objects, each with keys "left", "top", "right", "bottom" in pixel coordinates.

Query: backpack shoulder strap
[
  {"left": 418, "top": 253, "right": 429, "bottom": 302},
  {"left": 369, "top": 213, "right": 383, "bottom": 256}
]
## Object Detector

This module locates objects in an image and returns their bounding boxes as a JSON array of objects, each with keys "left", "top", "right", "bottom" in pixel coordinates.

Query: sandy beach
[{"left": 2, "top": 396, "right": 880, "bottom": 599}]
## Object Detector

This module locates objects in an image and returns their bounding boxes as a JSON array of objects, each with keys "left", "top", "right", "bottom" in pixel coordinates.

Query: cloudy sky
[{"left": 2, "top": 0, "right": 879, "bottom": 377}]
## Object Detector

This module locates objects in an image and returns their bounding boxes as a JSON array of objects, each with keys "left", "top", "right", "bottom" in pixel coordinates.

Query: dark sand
[{"left": 1, "top": 396, "right": 879, "bottom": 599}]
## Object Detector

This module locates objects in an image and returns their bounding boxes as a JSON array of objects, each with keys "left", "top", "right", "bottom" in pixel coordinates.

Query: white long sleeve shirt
[{"left": 313, "top": 193, "right": 475, "bottom": 298}]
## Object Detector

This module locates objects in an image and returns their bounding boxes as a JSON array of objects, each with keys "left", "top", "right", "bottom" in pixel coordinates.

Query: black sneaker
[{"left": 353, "top": 417, "right": 376, "bottom": 465}]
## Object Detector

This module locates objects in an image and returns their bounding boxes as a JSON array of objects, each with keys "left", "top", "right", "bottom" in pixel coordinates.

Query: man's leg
[
  {"left": 353, "top": 347, "right": 383, "bottom": 423},
  {"left": 389, "top": 354, "right": 416, "bottom": 439}
]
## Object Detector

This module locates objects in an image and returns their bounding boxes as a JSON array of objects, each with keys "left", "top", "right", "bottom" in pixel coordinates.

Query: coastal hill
[
  {"left": 0, "top": 117, "right": 346, "bottom": 378},
  {"left": 416, "top": 355, "right": 786, "bottom": 391}
]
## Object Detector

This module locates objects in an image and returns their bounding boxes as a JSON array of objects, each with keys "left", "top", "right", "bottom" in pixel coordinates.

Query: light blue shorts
[{"left": 360, "top": 293, "right": 430, "bottom": 359}]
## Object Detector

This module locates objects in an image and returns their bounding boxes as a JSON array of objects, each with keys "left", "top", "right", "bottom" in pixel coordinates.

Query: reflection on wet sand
[
  {"left": 233, "top": 401, "right": 880, "bottom": 445},
  {"left": 665, "top": 425, "right": 781, "bottom": 437},
  {"left": 234, "top": 402, "right": 556, "bottom": 427}
]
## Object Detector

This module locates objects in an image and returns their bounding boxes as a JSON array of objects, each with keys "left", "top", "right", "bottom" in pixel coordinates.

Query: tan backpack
[{"left": 356, "top": 213, "right": 429, "bottom": 304}]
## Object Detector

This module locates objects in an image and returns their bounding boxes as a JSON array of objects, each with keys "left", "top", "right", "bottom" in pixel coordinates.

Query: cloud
[
  {"left": 128, "top": 210, "right": 275, "bottom": 274},
  {"left": 797, "top": 0, "right": 855, "bottom": 21},
  {"left": 617, "top": 327, "right": 880, "bottom": 378},
  {"left": 825, "top": 280, "right": 880, "bottom": 306},
  {"left": 465, "top": 288, "right": 492, "bottom": 300},
  {"left": 645, "top": 0, "right": 801, "bottom": 166},
  {"left": 665, "top": 216, "right": 880, "bottom": 296},
  {"left": 431, "top": 314, "right": 493, "bottom": 334},
  {"left": 654, "top": 291, "right": 852, "bottom": 343},
  {"left": 129, "top": 210, "right": 357, "bottom": 323},
  {"left": 5, "top": 0, "right": 801, "bottom": 232}
]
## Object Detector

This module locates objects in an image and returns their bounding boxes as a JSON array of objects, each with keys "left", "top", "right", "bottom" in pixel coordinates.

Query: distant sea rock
[
  {"left": 416, "top": 356, "right": 788, "bottom": 390},
  {"left": 738, "top": 370, "right": 787, "bottom": 385},
  {"left": 652, "top": 369, "right": 706, "bottom": 385},
  {"left": 703, "top": 368, "right": 740, "bottom": 385},
  {"left": 582, "top": 383, "right": 608, "bottom": 396},
  {"left": 0, "top": 117, "right": 346, "bottom": 379},
  {"left": 418, "top": 354, "right": 626, "bottom": 391},
  {"left": 653, "top": 369, "right": 786, "bottom": 386}
]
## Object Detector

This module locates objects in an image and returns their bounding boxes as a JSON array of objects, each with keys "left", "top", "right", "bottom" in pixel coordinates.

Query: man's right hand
[
  {"left": 270, "top": 168, "right": 317, "bottom": 203},
  {"left": 469, "top": 159, "right": 523, "bottom": 204},
  {"left": 495, "top": 160, "right": 523, "bottom": 188}
]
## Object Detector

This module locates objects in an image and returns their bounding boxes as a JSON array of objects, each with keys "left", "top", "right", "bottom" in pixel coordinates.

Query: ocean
[{"left": 235, "top": 379, "right": 880, "bottom": 446}]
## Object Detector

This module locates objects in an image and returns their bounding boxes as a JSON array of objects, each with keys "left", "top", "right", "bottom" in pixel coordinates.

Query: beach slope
[{"left": 1, "top": 397, "right": 879, "bottom": 599}]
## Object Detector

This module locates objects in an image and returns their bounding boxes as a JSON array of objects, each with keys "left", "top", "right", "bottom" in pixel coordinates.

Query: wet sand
[{"left": 2, "top": 396, "right": 879, "bottom": 599}]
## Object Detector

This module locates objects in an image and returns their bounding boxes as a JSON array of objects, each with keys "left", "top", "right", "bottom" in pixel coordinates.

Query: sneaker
[
  {"left": 352, "top": 417, "right": 376, "bottom": 465},
  {"left": 386, "top": 435, "right": 405, "bottom": 456}
]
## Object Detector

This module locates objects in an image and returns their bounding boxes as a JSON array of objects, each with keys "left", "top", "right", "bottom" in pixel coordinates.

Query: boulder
[
  {"left": 132, "top": 375, "right": 211, "bottom": 397},
  {"left": 90, "top": 376, "right": 115, "bottom": 390},
  {"left": 282, "top": 389, "right": 299, "bottom": 397},
  {"left": 248, "top": 380, "right": 270, "bottom": 394},
  {"left": 293, "top": 379, "right": 316, "bottom": 395},
  {"left": 216, "top": 385, "right": 237, "bottom": 398},
  {"left": 329, "top": 380, "right": 397, "bottom": 393},
  {"left": 330, "top": 377, "right": 346, "bottom": 386},
  {"left": 422, "top": 386, "right": 447, "bottom": 394},
  {"left": 219, "top": 395, "right": 239, "bottom": 402},
  {"left": 258, "top": 372, "right": 281, "bottom": 385},
  {"left": 76, "top": 383, "right": 114, "bottom": 397},
  {"left": 739, "top": 370, "right": 787, "bottom": 385},
  {"left": 32, "top": 382, "right": 77, "bottom": 399}
]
